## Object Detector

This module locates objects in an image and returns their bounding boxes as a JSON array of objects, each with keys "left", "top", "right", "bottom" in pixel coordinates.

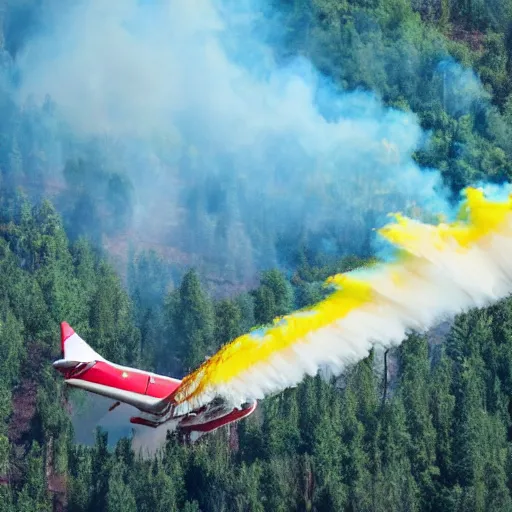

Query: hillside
[{"left": 1, "top": 0, "right": 512, "bottom": 511}]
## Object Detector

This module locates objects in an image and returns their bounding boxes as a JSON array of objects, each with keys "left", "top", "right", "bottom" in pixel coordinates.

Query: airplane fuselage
[{"left": 54, "top": 322, "right": 257, "bottom": 441}]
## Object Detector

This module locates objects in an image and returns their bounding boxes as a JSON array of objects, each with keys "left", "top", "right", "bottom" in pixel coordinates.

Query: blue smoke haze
[{"left": 7, "top": 0, "right": 495, "bottom": 279}]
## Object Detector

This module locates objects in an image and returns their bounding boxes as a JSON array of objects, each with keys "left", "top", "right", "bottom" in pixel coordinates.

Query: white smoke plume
[
  {"left": 171, "top": 188, "right": 512, "bottom": 415},
  {"left": 12, "top": 0, "right": 463, "bottom": 277}
]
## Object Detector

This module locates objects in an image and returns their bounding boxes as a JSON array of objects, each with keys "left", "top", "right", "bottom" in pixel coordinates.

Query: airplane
[{"left": 53, "top": 321, "right": 257, "bottom": 442}]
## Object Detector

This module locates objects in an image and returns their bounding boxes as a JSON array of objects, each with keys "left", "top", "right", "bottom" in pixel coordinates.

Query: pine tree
[
  {"left": 90, "top": 262, "right": 141, "bottom": 365},
  {"left": 165, "top": 269, "right": 215, "bottom": 372},
  {"left": 214, "top": 298, "right": 242, "bottom": 348},
  {"left": 378, "top": 398, "right": 421, "bottom": 511},
  {"left": 106, "top": 461, "right": 137, "bottom": 512},
  {"left": 16, "top": 442, "right": 51, "bottom": 512},
  {"left": 91, "top": 429, "right": 112, "bottom": 512},
  {"left": 430, "top": 350, "right": 455, "bottom": 484},
  {"left": 253, "top": 285, "right": 276, "bottom": 325},
  {"left": 398, "top": 334, "right": 439, "bottom": 504}
]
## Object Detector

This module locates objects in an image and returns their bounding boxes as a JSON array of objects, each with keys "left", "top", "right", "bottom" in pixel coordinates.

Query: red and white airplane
[{"left": 53, "top": 322, "right": 257, "bottom": 442}]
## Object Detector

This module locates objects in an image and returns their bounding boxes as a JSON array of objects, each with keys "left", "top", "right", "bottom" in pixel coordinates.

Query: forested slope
[
  {"left": 0, "top": 0, "right": 512, "bottom": 511},
  {"left": 2, "top": 195, "right": 512, "bottom": 511}
]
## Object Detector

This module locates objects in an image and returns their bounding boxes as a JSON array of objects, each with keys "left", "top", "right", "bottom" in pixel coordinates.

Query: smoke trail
[
  {"left": 131, "top": 423, "right": 172, "bottom": 458},
  {"left": 170, "top": 187, "right": 512, "bottom": 415},
  {"left": 70, "top": 391, "right": 172, "bottom": 456},
  {"left": 69, "top": 392, "right": 134, "bottom": 446}
]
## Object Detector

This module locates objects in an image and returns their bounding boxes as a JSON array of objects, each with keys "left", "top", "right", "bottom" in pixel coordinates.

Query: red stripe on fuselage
[
  {"left": 78, "top": 361, "right": 149, "bottom": 394},
  {"left": 146, "top": 374, "right": 181, "bottom": 399},
  {"left": 69, "top": 361, "right": 181, "bottom": 399}
]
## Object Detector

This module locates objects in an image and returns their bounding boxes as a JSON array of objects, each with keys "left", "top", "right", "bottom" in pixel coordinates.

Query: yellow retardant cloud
[{"left": 170, "top": 187, "right": 512, "bottom": 416}]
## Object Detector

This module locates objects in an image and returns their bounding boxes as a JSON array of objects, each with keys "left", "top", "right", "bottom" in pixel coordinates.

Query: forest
[{"left": 1, "top": 0, "right": 512, "bottom": 510}]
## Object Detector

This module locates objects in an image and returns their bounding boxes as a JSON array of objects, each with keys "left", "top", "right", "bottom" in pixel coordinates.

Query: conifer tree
[{"left": 165, "top": 269, "right": 215, "bottom": 371}]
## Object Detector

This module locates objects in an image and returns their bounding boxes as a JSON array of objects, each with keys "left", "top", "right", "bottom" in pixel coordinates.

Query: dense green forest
[
  {"left": 1, "top": 0, "right": 512, "bottom": 511},
  {"left": 3, "top": 199, "right": 512, "bottom": 511}
]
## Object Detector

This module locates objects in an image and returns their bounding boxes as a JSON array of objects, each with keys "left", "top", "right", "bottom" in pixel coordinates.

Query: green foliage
[
  {"left": 90, "top": 261, "right": 141, "bottom": 365},
  {"left": 214, "top": 298, "right": 242, "bottom": 347},
  {"left": 1, "top": 193, "right": 512, "bottom": 510},
  {"left": 68, "top": 446, "right": 93, "bottom": 511},
  {"left": 106, "top": 461, "right": 137, "bottom": 512},
  {"left": 1, "top": 0, "right": 512, "bottom": 509},
  {"left": 165, "top": 269, "right": 215, "bottom": 371},
  {"left": 253, "top": 269, "right": 293, "bottom": 324},
  {"left": 16, "top": 442, "right": 52, "bottom": 512}
]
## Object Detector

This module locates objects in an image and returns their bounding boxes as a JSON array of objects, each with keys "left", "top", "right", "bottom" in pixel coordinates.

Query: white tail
[{"left": 57, "top": 322, "right": 104, "bottom": 366}]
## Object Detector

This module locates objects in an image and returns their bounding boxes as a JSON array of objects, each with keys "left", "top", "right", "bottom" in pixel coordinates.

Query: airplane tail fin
[{"left": 54, "top": 321, "right": 104, "bottom": 371}]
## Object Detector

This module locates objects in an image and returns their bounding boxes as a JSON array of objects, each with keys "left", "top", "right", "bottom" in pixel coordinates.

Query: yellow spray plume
[{"left": 171, "top": 187, "right": 512, "bottom": 415}]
